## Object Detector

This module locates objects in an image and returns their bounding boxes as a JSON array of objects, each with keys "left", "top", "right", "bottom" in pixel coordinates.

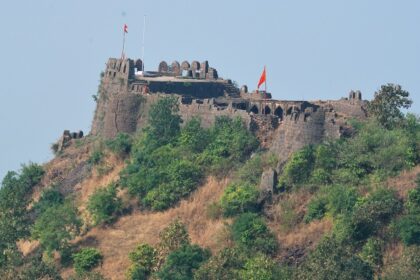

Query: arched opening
[
  {"left": 250, "top": 105, "right": 259, "bottom": 114},
  {"left": 264, "top": 105, "right": 271, "bottom": 115},
  {"left": 274, "top": 106, "right": 283, "bottom": 119}
]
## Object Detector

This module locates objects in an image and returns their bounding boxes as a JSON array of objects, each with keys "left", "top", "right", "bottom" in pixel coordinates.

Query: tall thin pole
[
  {"left": 121, "top": 26, "right": 126, "bottom": 60},
  {"left": 264, "top": 65, "right": 267, "bottom": 94},
  {"left": 141, "top": 15, "right": 146, "bottom": 73}
]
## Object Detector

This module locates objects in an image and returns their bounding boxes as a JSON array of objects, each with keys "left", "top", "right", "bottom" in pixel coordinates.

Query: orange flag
[{"left": 257, "top": 66, "right": 266, "bottom": 89}]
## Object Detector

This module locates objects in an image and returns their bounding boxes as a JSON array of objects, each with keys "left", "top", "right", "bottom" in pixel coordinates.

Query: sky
[{"left": 0, "top": 0, "right": 419, "bottom": 179}]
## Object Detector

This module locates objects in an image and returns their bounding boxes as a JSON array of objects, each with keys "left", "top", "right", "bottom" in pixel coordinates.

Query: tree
[
  {"left": 297, "top": 236, "right": 373, "bottom": 280},
  {"left": 230, "top": 213, "right": 278, "bottom": 255},
  {"left": 368, "top": 84, "right": 412, "bottom": 129},
  {"left": 157, "top": 244, "right": 210, "bottom": 280},
  {"left": 148, "top": 96, "right": 182, "bottom": 146},
  {"left": 31, "top": 201, "right": 81, "bottom": 254}
]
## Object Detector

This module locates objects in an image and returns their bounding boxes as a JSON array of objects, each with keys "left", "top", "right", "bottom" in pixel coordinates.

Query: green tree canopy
[{"left": 368, "top": 84, "right": 412, "bottom": 129}]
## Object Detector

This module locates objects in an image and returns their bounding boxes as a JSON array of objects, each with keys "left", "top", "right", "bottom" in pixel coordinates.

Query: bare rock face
[{"left": 259, "top": 168, "right": 277, "bottom": 203}]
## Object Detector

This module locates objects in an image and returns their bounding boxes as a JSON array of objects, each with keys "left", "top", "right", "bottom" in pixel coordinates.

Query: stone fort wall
[{"left": 91, "top": 58, "right": 367, "bottom": 164}]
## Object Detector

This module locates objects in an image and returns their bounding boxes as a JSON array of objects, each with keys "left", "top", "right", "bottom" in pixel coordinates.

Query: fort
[{"left": 91, "top": 57, "right": 367, "bottom": 162}]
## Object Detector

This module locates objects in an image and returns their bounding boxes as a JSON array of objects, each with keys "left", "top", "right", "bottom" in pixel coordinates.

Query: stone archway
[
  {"left": 250, "top": 104, "right": 259, "bottom": 114},
  {"left": 274, "top": 106, "right": 283, "bottom": 119},
  {"left": 263, "top": 105, "right": 271, "bottom": 115}
]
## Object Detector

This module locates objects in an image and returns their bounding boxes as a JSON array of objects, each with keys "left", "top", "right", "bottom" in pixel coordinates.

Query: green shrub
[
  {"left": 148, "top": 96, "right": 182, "bottom": 147},
  {"left": 397, "top": 214, "right": 420, "bottom": 245},
  {"left": 143, "top": 159, "right": 202, "bottom": 210},
  {"left": 326, "top": 185, "right": 358, "bottom": 216},
  {"left": 31, "top": 201, "right": 81, "bottom": 254},
  {"left": 297, "top": 236, "right": 373, "bottom": 280},
  {"left": 240, "top": 254, "right": 290, "bottom": 280},
  {"left": 33, "top": 186, "right": 64, "bottom": 215},
  {"left": 87, "top": 184, "right": 122, "bottom": 225},
  {"left": 157, "top": 244, "right": 210, "bottom": 280},
  {"left": 200, "top": 116, "right": 259, "bottom": 172},
  {"left": 349, "top": 189, "right": 402, "bottom": 241},
  {"left": 304, "top": 196, "right": 328, "bottom": 223},
  {"left": 127, "top": 244, "right": 157, "bottom": 279},
  {"left": 0, "top": 164, "right": 44, "bottom": 259},
  {"left": 220, "top": 183, "right": 259, "bottom": 216},
  {"left": 337, "top": 120, "right": 416, "bottom": 183},
  {"left": 278, "top": 146, "right": 315, "bottom": 189},
  {"left": 179, "top": 117, "right": 210, "bottom": 153},
  {"left": 230, "top": 213, "right": 278, "bottom": 255},
  {"left": 236, "top": 153, "right": 278, "bottom": 186},
  {"left": 72, "top": 248, "right": 103, "bottom": 275},
  {"left": 19, "top": 253, "right": 62, "bottom": 280},
  {"left": 407, "top": 182, "right": 420, "bottom": 213},
  {"left": 88, "top": 150, "right": 103, "bottom": 166},
  {"left": 159, "top": 220, "right": 190, "bottom": 254},
  {"left": 106, "top": 133, "right": 132, "bottom": 158},
  {"left": 193, "top": 247, "right": 245, "bottom": 280},
  {"left": 359, "top": 238, "right": 383, "bottom": 270}
]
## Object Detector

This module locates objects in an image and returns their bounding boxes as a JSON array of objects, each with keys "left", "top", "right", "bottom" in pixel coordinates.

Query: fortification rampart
[{"left": 91, "top": 57, "right": 368, "bottom": 163}]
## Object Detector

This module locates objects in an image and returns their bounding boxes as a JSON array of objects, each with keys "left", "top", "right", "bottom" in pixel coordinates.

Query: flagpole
[
  {"left": 264, "top": 65, "right": 267, "bottom": 95},
  {"left": 141, "top": 15, "right": 146, "bottom": 74},
  {"left": 121, "top": 27, "right": 126, "bottom": 60}
]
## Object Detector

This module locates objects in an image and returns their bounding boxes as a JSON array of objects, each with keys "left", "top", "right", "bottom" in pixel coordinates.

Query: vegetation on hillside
[{"left": 0, "top": 85, "right": 419, "bottom": 279}]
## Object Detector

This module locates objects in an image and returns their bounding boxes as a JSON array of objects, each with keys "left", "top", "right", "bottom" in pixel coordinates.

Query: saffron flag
[
  {"left": 257, "top": 66, "right": 266, "bottom": 89},
  {"left": 124, "top": 24, "right": 128, "bottom": 33}
]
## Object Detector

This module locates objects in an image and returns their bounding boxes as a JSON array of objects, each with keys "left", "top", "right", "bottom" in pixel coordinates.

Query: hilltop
[{"left": 0, "top": 58, "right": 419, "bottom": 280}]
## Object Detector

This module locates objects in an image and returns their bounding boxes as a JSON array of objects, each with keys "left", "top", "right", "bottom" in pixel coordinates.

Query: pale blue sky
[{"left": 0, "top": 0, "right": 419, "bottom": 179}]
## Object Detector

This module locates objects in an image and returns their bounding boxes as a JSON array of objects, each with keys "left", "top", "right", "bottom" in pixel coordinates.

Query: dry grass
[
  {"left": 386, "top": 165, "right": 420, "bottom": 199},
  {"left": 64, "top": 177, "right": 231, "bottom": 279}
]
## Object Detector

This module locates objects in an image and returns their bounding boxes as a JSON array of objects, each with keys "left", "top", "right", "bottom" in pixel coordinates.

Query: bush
[
  {"left": 219, "top": 183, "right": 259, "bottom": 216},
  {"left": 359, "top": 238, "right": 383, "bottom": 270},
  {"left": 33, "top": 186, "right": 64, "bottom": 215},
  {"left": 127, "top": 244, "right": 157, "bottom": 278},
  {"left": 87, "top": 184, "right": 122, "bottom": 225},
  {"left": 179, "top": 117, "right": 210, "bottom": 153},
  {"left": 31, "top": 201, "right": 81, "bottom": 254},
  {"left": 88, "top": 150, "right": 103, "bottom": 166},
  {"left": 200, "top": 116, "right": 259, "bottom": 172},
  {"left": 297, "top": 236, "right": 373, "bottom": 280},
  {"left": 230, "top": 213, "right": 278, "bottom": 255},
  {"left": 349, "top": 189, "right": 402, "bottom": 241},
  {"left": 73, "top": 248, "right": 103, "bottom": 275},
  {"left": 157, "top": 244, "right": 210, "bottom": 280},
  {"left": 106, "top": 133, "right": 132, "bottom": 158},
  {"left": 159, "top": 220, "right": 190, "bottom": 254},
  {"left": 194, "top": 248, "right": 245, "bottom": 280},
  {"left": 407, "top": 182, "right": 420, "bottom": 213},
  {"left": 397, "top": 214, "right": 420, "bottom": 245},
  {"left": 142, "top": 159, "right": 202, "bottom": 210},
  {"left": 240, "top": 254, "right": 290, "bottom": 280},
  {"left": 326, "top": 185, "right": 358, "bottom": 216},
  {"left": 304, "top": 196, "right": 328, "bottom": 223},
  {"left": 278, "top": 146, "right": 315, "bottom": 189},
  {"left": 148, "top": 96, "right": 182, "bottom": 147}
]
